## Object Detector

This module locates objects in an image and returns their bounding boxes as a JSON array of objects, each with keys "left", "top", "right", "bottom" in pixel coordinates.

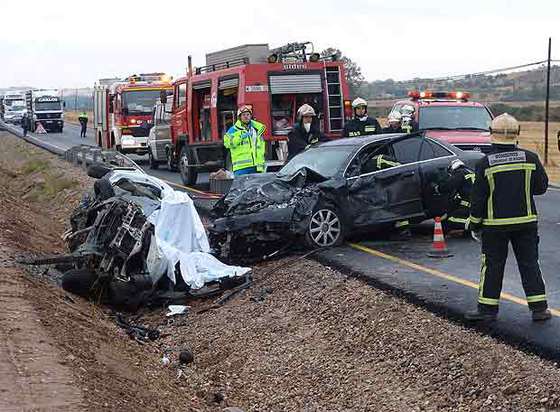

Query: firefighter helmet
[
  {"left": 352, "top": 97, "right": 368, "bottom": 109},
  {"left": 388, "top": 111, "right": 402, "bottom": 124},
  {"left": 297, "top": 104, "right": 316, "bottom": 119},
  {"left": 237, "top": 105, "right": 253, "bottom": 117},
  {"left": 490, "top": 113, "right": 520, "bottom": 144}
]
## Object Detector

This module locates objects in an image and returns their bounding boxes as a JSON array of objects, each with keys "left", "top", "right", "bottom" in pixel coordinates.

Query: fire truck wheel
[
  {"left": 148, "top": 149, "right": 159, "bottom": 170},
  {"left": 179, "top": 147, "right": 198, "bottom": 186}
]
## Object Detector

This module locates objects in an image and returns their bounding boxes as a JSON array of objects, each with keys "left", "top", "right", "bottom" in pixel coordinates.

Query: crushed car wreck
[
  {"left": 27, "top": 162, "right": 251, "bottom": 311},
  {"left": 210, "top": 132, "right": 484, "bottom": 262}
]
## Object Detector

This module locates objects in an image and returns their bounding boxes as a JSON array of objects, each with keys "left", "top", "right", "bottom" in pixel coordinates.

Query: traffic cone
[
  {"left": 427, "top": 217, "right": 453, "bottom": 258},
  {"left": 35, "top": 122, "right": 47, "bottom": 134}
]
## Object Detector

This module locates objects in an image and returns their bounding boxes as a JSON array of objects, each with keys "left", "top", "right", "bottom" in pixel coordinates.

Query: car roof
[
  {"left": 394, "top": 99, "right": 486, "bottom": 108},
  {"left": 319, "top": 133, "right": 409, "bottom": 148}
]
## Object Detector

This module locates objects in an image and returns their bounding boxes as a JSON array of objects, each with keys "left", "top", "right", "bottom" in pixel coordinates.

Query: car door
[
  {"left": 346, "top": 136, "right": 425, "bottom": 228},
  {"left": 416, "top": 138, "right": 459, "bottom": 217}
]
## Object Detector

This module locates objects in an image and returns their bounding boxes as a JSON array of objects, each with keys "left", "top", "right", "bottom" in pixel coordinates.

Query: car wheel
[
  {"left": 148, "top": 149, "right": 159, "bottom": 170},
  {"left": 179, "top": 147, "right": 198, "bottom": 186},
  {"left": 305, "top": 203, "right": 345, "bottom": 249},
  {"left": 61, "top": 268, "right": 98, "bottom": 298}
]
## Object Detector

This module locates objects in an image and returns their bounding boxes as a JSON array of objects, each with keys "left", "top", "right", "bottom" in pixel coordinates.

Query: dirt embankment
[{"left": 2, "top": 131, "right": 560, "bottom": 411}]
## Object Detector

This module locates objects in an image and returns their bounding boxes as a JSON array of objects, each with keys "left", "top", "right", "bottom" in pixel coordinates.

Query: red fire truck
[
  {"left": 164, "top": 42, "right": 351, "bottom": 185},
  {"left": 94, "top": 73, "right": 173, "bottom": 154}
]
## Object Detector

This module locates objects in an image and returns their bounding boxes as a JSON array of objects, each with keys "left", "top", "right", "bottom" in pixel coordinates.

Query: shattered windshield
[
  {"left": 419, "top": 106, "right": 492, "bottom": 131},
  {"left": 122, "top": 90, "right": 163, "bottom": 115},
  {"left": 277, "top": 146, "right": 355, "bottom": 179}
]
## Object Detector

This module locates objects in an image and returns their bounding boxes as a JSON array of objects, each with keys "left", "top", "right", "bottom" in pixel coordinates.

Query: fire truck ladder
[{"left": 325, "top": 67, "right": 343, "bottom": 132}]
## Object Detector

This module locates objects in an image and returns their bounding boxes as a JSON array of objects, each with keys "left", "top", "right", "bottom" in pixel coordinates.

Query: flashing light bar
[{"left": 408, "top": 90, "right": 470, "bottom": 101}]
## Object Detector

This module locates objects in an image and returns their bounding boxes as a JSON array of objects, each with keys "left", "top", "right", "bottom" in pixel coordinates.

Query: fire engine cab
[
  {"left": 389, "top": 91, "right": 494, "bottom": 153},
  {"left": 165, "top": 42, "right": 351, "bottom": 185},
  {"left": 94, "top": 73, "right": 173, "bottom": 155}
]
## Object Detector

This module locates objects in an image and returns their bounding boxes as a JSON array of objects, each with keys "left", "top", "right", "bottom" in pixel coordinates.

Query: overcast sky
[{"left": 1, "top": 0, "right": 558, "bottom": 88}]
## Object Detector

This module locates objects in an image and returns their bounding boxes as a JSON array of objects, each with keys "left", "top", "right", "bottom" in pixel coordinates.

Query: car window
[
  {"left": 418, "top": 139, "right": 452, "bottom": 161},
  {"left": 278, "top": 146, "right": 355, "bottom": 179},
  {"left": 178, "top": 83, "right": 187, "bottom": 107},
  {"left": 428, "top": 139, "right": 453, "bottom": 158},
  {"left": 391, "top": 136, "right": 424, "bottom": 164}
]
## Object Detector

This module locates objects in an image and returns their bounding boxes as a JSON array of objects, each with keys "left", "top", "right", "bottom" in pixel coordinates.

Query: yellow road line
[{"left": 348, "top": 242, "right": 560, "bottom": 317}]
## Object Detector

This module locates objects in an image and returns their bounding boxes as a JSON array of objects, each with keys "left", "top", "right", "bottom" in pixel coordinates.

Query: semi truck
[
  {"left": 93, "top": 73, "right": 173, "bottom": 155},
  {"left": 25, "top": 89, "right": 64, "bottom": 133}
]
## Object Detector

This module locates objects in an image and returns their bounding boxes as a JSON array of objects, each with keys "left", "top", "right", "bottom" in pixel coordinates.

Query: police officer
[
  {"left": 432, "top": 159, "right": 475, "bottom": 233},
  {"left": 78, "top": 111, "right": 88, "bottom": 138},
  {"left": 466, "top": 113, "right": 550, "bottom": 322},
  {"left": 342, "top": 97, "right": 382, "bottom": 137},
  {"left": 223, "top": 105, "right": 266, "bottom": 176},
  {"left": 287, "top": 104, "right": 326, "bottom": 160}
]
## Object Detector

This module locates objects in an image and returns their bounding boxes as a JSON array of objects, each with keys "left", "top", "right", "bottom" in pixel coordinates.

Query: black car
[{"left": 210, "top": 132, "right": 483, "bottom": 261}]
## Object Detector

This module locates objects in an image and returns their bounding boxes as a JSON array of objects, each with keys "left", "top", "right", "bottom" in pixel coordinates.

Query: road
[{"left": 5, "top": 120, "right": 560, "bottom": 355}]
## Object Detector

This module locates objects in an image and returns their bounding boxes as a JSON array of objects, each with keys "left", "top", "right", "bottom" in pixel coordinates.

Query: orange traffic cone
[{"left": 427, "top": 217, "right": 453, "bottom": 258}]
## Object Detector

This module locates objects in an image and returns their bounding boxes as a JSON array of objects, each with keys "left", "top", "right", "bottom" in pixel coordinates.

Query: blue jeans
[{"left": 234, "top": 167, "right": 258, "bottom": 176}]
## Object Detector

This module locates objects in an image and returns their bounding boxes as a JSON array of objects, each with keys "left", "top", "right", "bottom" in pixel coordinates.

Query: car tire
[
  {"left": 304, "top": 202, "right": 346, "bottom": 249},
  {"left": 148, "top": 149, "right": 159, "bottom": 170},
  {"left": 179, "top": 146, "right": 198, "bottom": 186},
  {"left": 61, "top": 268, "right": 98, "bottom": 298}
]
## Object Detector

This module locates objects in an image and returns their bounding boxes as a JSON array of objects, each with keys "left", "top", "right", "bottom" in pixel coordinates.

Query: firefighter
[
  {"left": 21, "top": 112, "right": 28, "bottom": 137},
  {"left": 400, "top": 105, "right": 418, "bottom": 134},
  {"left": 223, "top": 105, "right": 266, "bottom": 176},
  {"left": 78, "top": 111, "right": 88, "bottom": 138},
  {"left": 382, "top": 112, "right": 403, "bottom": 133},
  {"left": 466, "top": 113, "right": 550, "bottom": 322},
  {"left": 342, "top": 97, "right": 382, "bottom": 137},
  {"left": 287, "top": 104, "right": 325, "bottom": 160},
  {"left": 432, "top": 159, "right": 475, "bottom": 234}
]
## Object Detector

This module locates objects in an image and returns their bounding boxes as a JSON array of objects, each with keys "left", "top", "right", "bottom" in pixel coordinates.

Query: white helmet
[
  {"left": 388, "top": 112, "right": 402, "bottom": 124},
  {"left": 352, "top": 97, "right": 368, "bottom": 109},
  {"left": 237, "top": 105, "right": 253, "bottom": 117},
  {"left": 490, "top": 113, "right": 520, "bottom": 144},
  {"left": 297, "top": 104, "right": 316, "bottom": 119}
]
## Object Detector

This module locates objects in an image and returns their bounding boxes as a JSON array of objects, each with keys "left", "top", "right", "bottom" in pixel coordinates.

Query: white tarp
[{"left": 109, "top": 170, "right": 250, "bottom": 289}]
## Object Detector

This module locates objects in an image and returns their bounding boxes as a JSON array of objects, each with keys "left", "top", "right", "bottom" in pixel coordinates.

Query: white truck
[
  {"left": 1, "top": 91, "right": 27, "bottom": 124},
  {"left": 25, "top": 89, "right": 64, "bottom": 133}
]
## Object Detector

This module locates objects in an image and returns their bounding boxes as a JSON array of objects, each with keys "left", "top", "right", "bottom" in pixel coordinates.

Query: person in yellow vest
[
  {"left": 223, "top": 105, "right": 266, "bottom": 176},
  {"left": 78, "top": 111, "right": 88, "bottom": 138}
]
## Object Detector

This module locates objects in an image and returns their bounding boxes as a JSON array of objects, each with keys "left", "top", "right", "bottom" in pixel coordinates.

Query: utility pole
[
  {"left": 544, "top": 37, "right": 551, "bottom": 164},
  {"left": 74, "top": 88, "right": 78, "bottom": 112}
]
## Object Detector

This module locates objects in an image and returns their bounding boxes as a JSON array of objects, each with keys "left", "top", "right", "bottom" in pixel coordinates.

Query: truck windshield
[
  {"left": 122, "top": 90, "right": 163, "bottom": 115},
  {"left": 277, "top": 146, "right": 354, "bottom": 179},
  {"left": 35, "top": 101, "right": 62, "bottom": 111},
  {"left": 419, "top": 106, "right": 492, "bottom": 131},
  {"left": 4, "top": 99, "right": 24, "bottom": 107}
]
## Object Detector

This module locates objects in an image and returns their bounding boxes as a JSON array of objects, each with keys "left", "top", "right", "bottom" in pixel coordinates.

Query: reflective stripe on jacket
[{"left": 223, "top": 119, "right": 266, "bottom": 172}]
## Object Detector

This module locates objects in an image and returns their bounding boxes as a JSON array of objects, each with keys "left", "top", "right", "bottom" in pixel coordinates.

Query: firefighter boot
[{"left": 532, "top": 309, "right": 552, "bottom": 322}]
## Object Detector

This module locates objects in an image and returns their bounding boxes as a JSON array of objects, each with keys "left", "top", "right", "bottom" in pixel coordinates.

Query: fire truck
[
  {"left": 389, "top": 91, "right": 494, "bottom": 153},
  {"left": 93, "top": 73, "right": 173, "bottom": 155},
  {"left": 164, "top": 42, "right": 351, "bottom": 185}
]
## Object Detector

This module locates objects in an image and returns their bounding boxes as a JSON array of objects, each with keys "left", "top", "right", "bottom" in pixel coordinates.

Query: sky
[{"left": 1, "top": 0, "right": 559, "bottom": 88}]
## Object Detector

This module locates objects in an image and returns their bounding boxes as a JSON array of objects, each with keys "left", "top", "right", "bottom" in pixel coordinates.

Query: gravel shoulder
[{"left": 1, "top": 131, "right": 560, "bottom": 411}]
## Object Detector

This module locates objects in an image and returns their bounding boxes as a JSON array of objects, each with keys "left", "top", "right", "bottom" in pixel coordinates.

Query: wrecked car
[
  {"left": 29, "top": 163, "right": 250, "bottom": 310},
  {"left": 210, "top": 132, "right": 484, "bottom": 260}
]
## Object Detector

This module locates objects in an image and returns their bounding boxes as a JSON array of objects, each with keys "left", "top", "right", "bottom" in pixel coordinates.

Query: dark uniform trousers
[{"left": 479, "top": 227, "right": 547, "bottom": 313}]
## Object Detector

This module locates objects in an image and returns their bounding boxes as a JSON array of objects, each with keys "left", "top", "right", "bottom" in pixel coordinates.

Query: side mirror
[{"left": 160, "top": 90, "right": 167, "bottom": 104}]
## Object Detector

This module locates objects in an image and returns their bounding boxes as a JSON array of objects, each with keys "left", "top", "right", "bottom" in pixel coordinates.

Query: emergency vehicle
[
  {"left": 165, "top": 42, "right": 351, "bottom": 185},
  {"left": 94, "top": 73, "right": 173, "bottom": 155},
  {"left": 389, "top": 91, "right": 494, "bottom": 152},
  {"left": 1, "top": 91, "right": 26, "bottom": 124}
]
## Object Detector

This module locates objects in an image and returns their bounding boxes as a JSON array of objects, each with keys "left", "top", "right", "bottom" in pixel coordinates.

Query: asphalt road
[{"left": 6, "top": 120, "right": 560, "bottom": 356}]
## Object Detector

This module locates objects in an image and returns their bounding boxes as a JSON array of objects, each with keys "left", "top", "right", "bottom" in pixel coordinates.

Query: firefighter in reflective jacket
[
  {"left": 432, "top": 159, "right": 475, "bottom": 233},
  {"left": 466, "top": 113, "right": 550, "bottom": 322},
  {"left": 223, "top": 105, "right": 266, "bottom": 176},
  {"left": 342, "top": 97, "right": 382, "bottom": 137}
]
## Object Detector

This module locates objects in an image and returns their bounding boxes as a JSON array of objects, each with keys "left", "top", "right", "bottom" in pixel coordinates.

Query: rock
[
  {"left": 179, "top": 349, "right": 194, "bottom": 365},
  {"left": 223, "top": 408, "right": 244, "bottom": 412}
]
